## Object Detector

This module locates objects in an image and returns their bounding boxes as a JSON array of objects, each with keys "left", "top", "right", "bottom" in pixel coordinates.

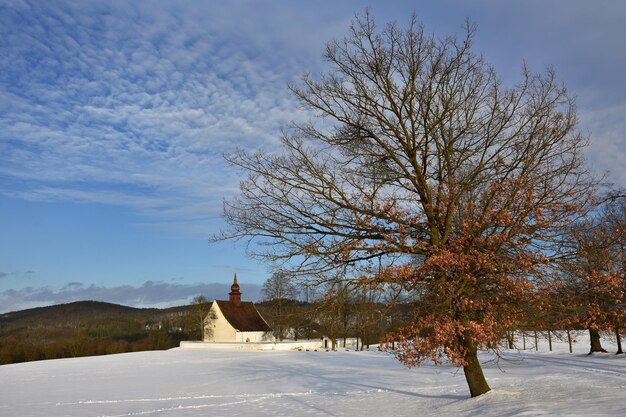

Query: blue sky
[{"left": 1, "top": 0, "right": 625, "bottom": 313}]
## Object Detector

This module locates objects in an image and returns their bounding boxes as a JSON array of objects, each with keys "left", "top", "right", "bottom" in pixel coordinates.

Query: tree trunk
[
  {"left": 534, "top": 330, "right": 538, "bottom": 351},
  {"left": 615, "top": 327, "right": 623, "bottom": 354},
  {"left": 548, "top": 330, "right": 553, "bottom": 351},
  {"left": 506, "top": 331, "right": 514, "bottom": 349},
  {"left": 588, "top": 328, "right": 607, "bottom": 354},
  {"left": 461, "top": 337, "right": 491, "bottom": 397},
  {"left": 567, "top": 330, "right": 573, "bottom": 353}
]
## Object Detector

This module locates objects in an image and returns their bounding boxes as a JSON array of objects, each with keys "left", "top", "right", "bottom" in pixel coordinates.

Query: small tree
[
  {"left": 217, "top": 12, "right": 594, "bottom": 397},
  {"left": 314, "top": 281, "right": 353, "bottom": 350},
  {"left": 353, "top": 286, "right": 386, "bottom": 350},
  {"left": 261, "top": 271, "right": 299, "bottom": 340},
  {"left": 561, "top": 197, "right": 626, "bottom": 354},
  {"left": 605, "top": 195, "right": 626, "bottom": 354},
  {"left": 190, "top": 295, "right": 212, "bottom": 341}
]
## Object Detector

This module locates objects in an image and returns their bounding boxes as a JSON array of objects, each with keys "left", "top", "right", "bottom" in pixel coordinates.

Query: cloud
[
  {"left": 0, "top": 1, "right": 313, "bottom": 233},
  {"left": 577, "top": 101, "right": 626, "bottom": 186},
  {"left": 0, "top": 0, "right": 624, "bottom": 237},
  {"left": 0, "top": 270, "right": 35, "bottom": 281},
  {"left": 0, "top": 280, "right": 263, "bottom": 314}
]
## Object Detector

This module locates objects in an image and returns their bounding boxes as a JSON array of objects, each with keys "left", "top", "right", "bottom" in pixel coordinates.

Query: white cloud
[
  {"left": 1, "top": 0, "right": 625, "bottom": 235},
  {"left": 0, "top": 1, "right": 314, "bottom": 233},
  {"left": 579, "top": 102, "right": 626, "bottom": 187}
]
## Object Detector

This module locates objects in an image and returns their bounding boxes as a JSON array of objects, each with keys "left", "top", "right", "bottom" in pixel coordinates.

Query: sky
[{"left": 1, "top": 0, "right": 625, "bottom": 313}]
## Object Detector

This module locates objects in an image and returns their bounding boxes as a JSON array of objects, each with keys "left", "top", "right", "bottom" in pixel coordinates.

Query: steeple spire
[{"left": 229, "top": 273, "right": 241, "bottom": 305}]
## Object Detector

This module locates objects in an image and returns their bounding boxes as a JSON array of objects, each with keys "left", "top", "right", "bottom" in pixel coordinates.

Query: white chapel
[{"left": 203, "top": 274, "right": 272, "bottom": 343}]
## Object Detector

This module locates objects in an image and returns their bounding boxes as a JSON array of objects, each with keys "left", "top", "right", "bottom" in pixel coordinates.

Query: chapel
[{"left": 203, "top": 274, "right": 272, "bottom": 342}]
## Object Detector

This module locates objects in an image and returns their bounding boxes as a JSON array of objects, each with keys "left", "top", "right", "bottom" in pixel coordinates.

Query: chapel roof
[{"left": 215, "top": 300, "right": 271, "bottom": 332}]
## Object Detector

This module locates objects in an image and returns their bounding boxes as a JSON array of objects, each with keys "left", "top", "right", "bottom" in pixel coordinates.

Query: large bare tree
[{"left": 216, "top": 12, "right": 594, "bottom": 397}]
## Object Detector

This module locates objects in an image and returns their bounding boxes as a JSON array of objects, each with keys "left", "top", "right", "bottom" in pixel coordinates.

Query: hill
[
  {"left": 0, "top": 300, "right": 190, "bottom": 325},
  {"left": 0, "top": 301, "right": 195, "bottom": 365}
]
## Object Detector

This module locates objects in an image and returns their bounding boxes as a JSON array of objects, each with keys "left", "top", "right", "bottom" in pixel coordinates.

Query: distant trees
[
  {"left": 606, "top": 197, "right": 626, "bottom": 354},
  {"left": 555, "top": 196, "right": 625, "bottom": 354},
  {"left": 218, "top": 11, "right": 595, "bottom": 397},
  {"left": 0, "top": 319, "right": 180, "bottom": 365}
]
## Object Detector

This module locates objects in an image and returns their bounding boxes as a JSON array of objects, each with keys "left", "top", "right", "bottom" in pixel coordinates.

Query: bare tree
[
  {"left": 261, "top": 270, "right": 299, "bottom": 340},
  {"left": 353, "top": 287, "right": 386, "bottom": 350},
  {"left": 216, "top": 12, "right": 594, "bottom": 397},
  {"left": 313, "top": 280, "right": 353, "bottom": 350},
  {"left": 190, "top": 295, "right": 211, "bottom": 341}
]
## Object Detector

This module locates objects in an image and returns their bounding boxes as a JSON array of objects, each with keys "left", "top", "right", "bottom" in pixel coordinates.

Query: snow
[{"left": 1, "top": 332, "right": 624, "bottom": 417}]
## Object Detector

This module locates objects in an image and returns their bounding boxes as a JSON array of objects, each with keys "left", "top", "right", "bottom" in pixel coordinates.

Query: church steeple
[{"left": 229, "top": 273, "right": 241, "bottom": 305}]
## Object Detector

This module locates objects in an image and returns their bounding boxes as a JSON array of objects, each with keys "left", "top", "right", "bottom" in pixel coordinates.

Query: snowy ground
[{"left": 1, "top": 332, "right": 624, "bottom": 417}]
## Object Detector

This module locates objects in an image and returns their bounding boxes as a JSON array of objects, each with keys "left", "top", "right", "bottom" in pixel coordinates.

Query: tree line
[
  {"left": 256, "top": 257, "right": 624, "bottom": 356},
  {"left": 257, "top": 272, "right": 404, "bottom": 350}
]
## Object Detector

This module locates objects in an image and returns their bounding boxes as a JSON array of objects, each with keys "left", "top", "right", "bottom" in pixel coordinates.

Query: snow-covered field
[{"left": 1, "top": 333, "right": 624, "bottom": 417}]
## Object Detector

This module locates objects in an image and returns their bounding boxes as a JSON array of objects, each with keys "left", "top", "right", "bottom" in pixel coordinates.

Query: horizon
[{"left": 2, "top": 0, "right": 625, "bottom": 312}]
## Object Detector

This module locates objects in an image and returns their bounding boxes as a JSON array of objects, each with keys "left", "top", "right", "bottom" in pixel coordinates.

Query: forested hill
[
  {"left": 0, "top": 301, "right": 195, "bottom": 365},
  {"left": 0, "top": 300, "right": 188, "bottom": 325}
]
